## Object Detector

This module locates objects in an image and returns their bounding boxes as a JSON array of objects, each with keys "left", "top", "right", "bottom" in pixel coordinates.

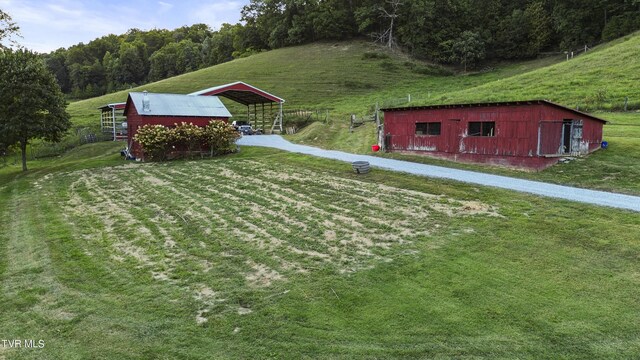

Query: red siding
[
  {"left": 384, "top": 103, "right": 604, "bottom": 170},
  {"left": 125, "top": 98, "right": 230, "bottom": 159},
  {"left": 539, "top": 121, "right": 563, "bottom": 155}
]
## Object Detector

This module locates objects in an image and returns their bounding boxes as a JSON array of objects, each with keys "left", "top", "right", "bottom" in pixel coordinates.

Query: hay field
[{"left": 56, "top": 158, "right": 499, "bottom": 324}]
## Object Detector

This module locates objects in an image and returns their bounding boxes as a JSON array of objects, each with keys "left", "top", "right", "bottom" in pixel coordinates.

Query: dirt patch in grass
[
  {"left": 142, "top": 175, "right": 170, "bottom": 186},
  {"left": 196, "top": 309, "right": 209, "bottom": 324},
  {"left": 237, "top": 307, "right": 253, "bottom": 315},
  {"left": 245, "top": 260, "right": 284, "bottom": 287}
]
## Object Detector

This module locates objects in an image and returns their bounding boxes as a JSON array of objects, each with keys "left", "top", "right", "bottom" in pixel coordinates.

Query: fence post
[{"left": 624, "top": 97, "right": 629, "bottom": 112}]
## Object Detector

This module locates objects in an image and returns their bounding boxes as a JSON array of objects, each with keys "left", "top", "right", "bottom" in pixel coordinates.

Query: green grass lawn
[{"left": 1, "top": 143, "right": 639, "bottom": 359}]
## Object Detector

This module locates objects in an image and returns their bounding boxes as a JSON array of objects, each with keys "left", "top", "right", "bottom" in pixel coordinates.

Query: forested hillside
[{"left": 44, "top": 0, "right": 640, "bottom": 100}]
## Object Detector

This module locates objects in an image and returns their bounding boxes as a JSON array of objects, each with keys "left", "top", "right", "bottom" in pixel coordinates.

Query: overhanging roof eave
[
  {"left": 190, "top": 81, "right": 285, "bottom": 105},
  {"left": 381, "top": 99, "right": 607, "bottom": 124}
]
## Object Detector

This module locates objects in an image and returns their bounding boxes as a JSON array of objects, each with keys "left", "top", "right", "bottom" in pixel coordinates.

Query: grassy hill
[
  {"left": 70, "top": 32, "right": 640, "bottom": 120},
  {"left": 427, "top": 33, "right": 640, "bottom": 110},
  {"left": 67, "top": 40, "right": 563, "bottom": 127}
]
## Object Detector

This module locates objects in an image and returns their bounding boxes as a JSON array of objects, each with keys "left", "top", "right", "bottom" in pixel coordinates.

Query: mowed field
[{"left": 1, "top": 145, "right": 639, "bottom": 358}]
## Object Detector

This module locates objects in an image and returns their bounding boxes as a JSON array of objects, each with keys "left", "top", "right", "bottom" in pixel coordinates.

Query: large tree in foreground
[{"left": 0, "top": 49, "right": 71, "bottom": 171}]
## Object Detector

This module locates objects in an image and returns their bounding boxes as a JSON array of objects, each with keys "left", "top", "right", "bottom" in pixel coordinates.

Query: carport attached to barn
[{"left": 190, "top": 81, "right": 285, "bottom": 132}]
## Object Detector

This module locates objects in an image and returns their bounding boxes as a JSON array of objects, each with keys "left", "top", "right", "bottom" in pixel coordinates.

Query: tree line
[
  {"left": 39, "top": 0, "right": 640, "bottom": 99},
  {"left": 43, "top": 24, "right": 252, "bottom": 99},
  {"left": 240, "top": 0, "right": 640, "bottom": 63}
]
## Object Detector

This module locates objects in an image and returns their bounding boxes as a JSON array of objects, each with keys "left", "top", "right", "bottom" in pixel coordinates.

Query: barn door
[
  {"left": 445, "top": 119, "right": 461, "bottom": 153},
  {"left": 538, "top": 121, "right": 563, "bottom": 156}
]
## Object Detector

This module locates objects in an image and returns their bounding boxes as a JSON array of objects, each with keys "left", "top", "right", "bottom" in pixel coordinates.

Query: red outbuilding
[
  {"left": 382, "top": 100, "right": 607, "bottom": 170},
  {"left": 124, "top": 91, "right": 232, "bottom": 159}
]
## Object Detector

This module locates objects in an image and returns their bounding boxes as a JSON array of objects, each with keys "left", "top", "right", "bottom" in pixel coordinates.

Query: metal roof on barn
[
  {"left": 98, "top": 102, "right": 126, "bottom": 111},
  {"left": 381, "top": 100, "right": 607, "bottom": 123},
  {"left": 189, "top": 81, "right": 285, "bottom": 105},
  {"left": 125, "top": 92, "right": 232, "bottom": 118}
]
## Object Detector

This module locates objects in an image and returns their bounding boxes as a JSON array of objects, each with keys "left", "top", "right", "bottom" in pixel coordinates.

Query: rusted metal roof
[
  {"left": 126, "top": 92, "right": 232, "bottom": 118},
  {"left": 381, "top": 100, "right": 607, "bottom": 124},
  {"left": 189, "top": 81, "right": 285, "bottom": 105}
]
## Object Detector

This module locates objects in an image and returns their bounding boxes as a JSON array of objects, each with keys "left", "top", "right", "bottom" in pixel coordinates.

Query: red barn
[
  {"left": 124, "top": 91, "right": 232, "bottom": 159},
  {"left": 382, "top": 100, "right": 607, "bottom": 170}
]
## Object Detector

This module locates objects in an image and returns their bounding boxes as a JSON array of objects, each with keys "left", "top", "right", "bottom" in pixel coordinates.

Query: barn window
[
  {"left": 468, "top": 121, "right": 495, "bottom": 137},
  {"left": 415, "top": 122, "right": 441, "bottom": 136}
]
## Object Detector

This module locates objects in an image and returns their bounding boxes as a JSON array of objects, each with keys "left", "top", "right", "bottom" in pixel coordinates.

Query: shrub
[
  {"left": 172, "top": 122, "right": 205, "bottom": 158},
  {"left": 135, "top": 121, "right": 239, "bottom": 161},
  {"left": 134, "top": 125, "right": 172, "bottom": 160},
  {"left": 204, "top": 120, "right": 240, "bottom": 156}
]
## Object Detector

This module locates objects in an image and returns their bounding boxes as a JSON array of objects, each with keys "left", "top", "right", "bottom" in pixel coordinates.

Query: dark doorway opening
[{"left": 562, "top": 120, "right": 572, "bottom": 154}]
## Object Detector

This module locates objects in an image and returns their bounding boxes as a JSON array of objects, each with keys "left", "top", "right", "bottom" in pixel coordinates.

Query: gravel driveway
[{"left": 237, "top": 135, "right": 640, "bottom": 212}]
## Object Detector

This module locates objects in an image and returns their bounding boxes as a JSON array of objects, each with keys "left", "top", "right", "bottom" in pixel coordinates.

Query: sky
[{"left": 0, "top": 0, "right": 248, "bottom": 53}]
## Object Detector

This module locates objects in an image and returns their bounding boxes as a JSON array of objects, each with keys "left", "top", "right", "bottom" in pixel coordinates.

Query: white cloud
[
  {"left": 0, "top": 0, "right": 248, "bottom": 52},
  {"left": 158, "top": 1, "right": 174, "bottom": 13},
  {"left": 47, "top": 3, "right": 83, "bottom": 17}
]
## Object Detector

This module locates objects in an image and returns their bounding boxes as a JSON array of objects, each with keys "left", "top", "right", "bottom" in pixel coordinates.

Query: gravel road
[{"left": 237, "top": 135, "right": 640, "bottom": 212}]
